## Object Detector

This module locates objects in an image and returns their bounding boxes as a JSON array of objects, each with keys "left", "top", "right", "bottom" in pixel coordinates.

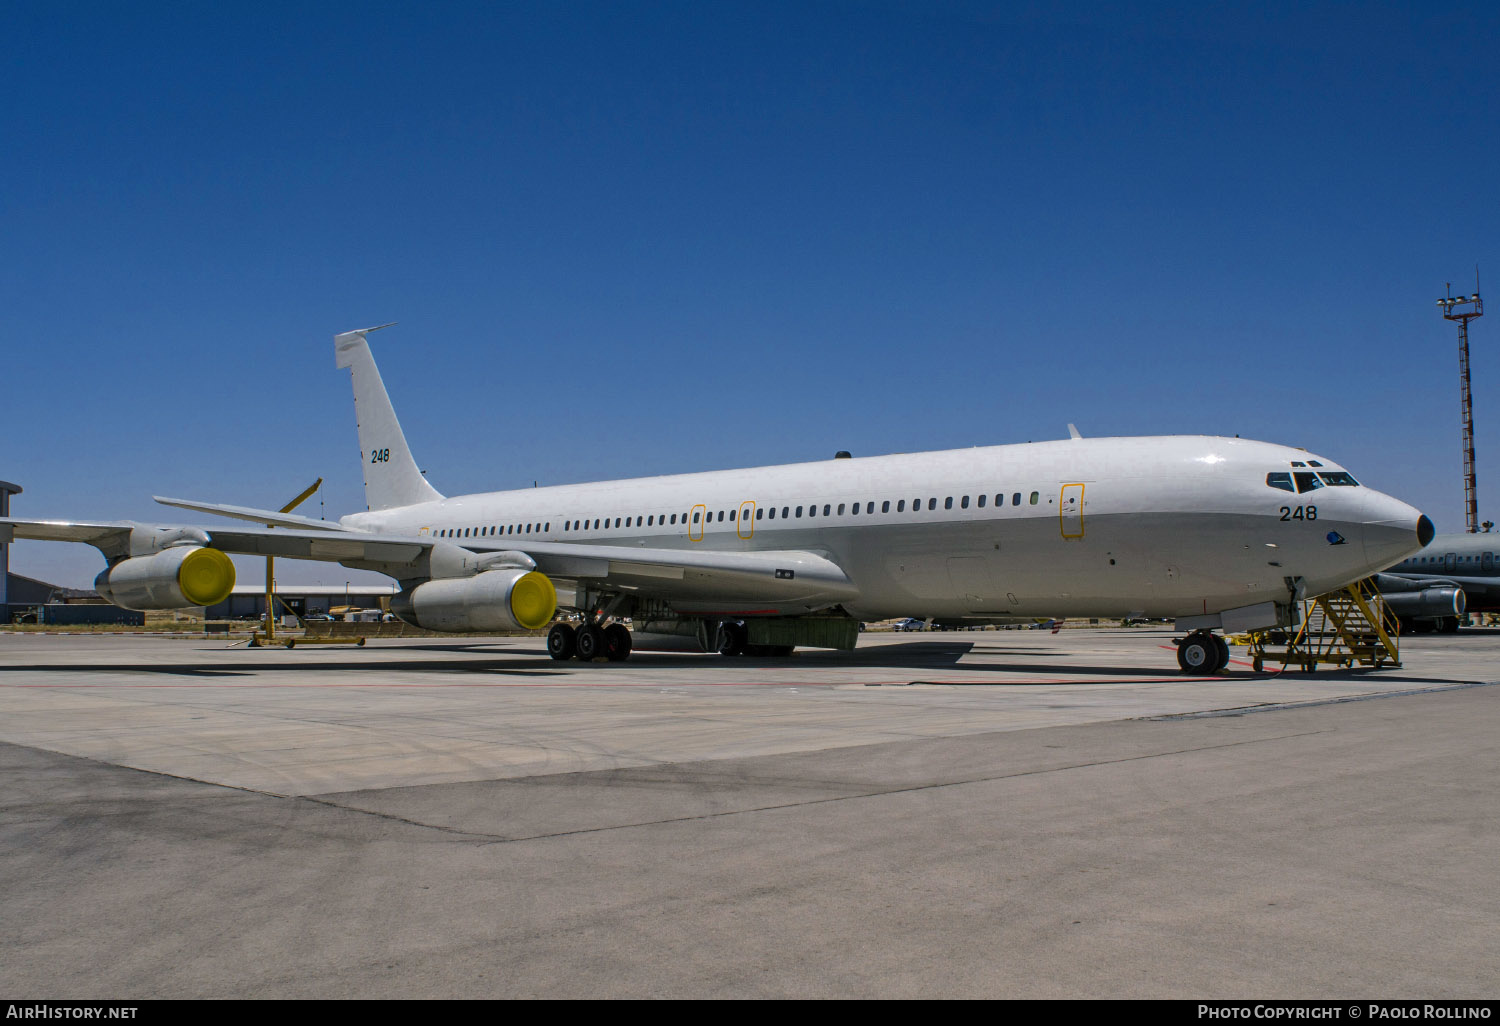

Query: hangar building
[{"left": 207, "top": 584, "right": 400, "bottom": 620}]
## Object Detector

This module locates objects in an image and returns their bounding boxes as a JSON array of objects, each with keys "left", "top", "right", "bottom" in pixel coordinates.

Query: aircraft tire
[
  {"left": 576, "top": 623, "right": 605, "bottom": 661},
  {"left": 1177, "top": 631, "right": 1217, "bottom": 674},
  {"left": 716, "top": 621, "right": 747, "bottom": 657},
  {"left": 547, "top": 622, "right": 576, "bottom": 661},
  {"left": 603, "top": 623, "right": 632, "bottom": 662},
  {"left": 1211, "top": 634, "right": 1230, "bottom": 672}
]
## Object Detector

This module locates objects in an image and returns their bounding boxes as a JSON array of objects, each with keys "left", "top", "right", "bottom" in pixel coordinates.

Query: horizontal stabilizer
[{"left": 153, "top": 496, "right": 346, "bottom": 531}]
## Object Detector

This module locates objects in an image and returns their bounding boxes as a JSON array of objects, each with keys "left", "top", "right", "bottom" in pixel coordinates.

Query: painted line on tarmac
[
  {"left": 1150, "top": 678, "right": 1500, "bottom": 719},
  {"left": 0, "top": 673, "right": 1231, "bottom": 689}
]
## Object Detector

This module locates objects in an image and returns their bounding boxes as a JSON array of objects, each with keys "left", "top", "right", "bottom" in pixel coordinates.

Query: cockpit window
[
  {"left": 1316, "top": 471, "right": 1359, "bottom": 487},
  {"left": 1293, "top": 472, "right": 1324, "bottom": 493},
  {"left": 1266, "top": 472, "right": 1294, "bottom": 492}
]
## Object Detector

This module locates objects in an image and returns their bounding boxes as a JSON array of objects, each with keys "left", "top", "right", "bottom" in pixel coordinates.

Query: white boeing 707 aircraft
[{"left": 1, "top": 325, "right": 1433, "bottom": 673}]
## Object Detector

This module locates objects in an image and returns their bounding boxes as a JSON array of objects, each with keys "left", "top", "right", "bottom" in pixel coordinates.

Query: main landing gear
[
  {"left": 715, "top": 620, "right": 793, "bottom": 658},
  {"left": 549, "top": 616, "right": 796, "bottom": 663},
  {"left": 548, "top": 619, "right": 632, "bottom": 662},
  {"left": 1176, "top": 629, "right": 1230, "bottom": 674}
]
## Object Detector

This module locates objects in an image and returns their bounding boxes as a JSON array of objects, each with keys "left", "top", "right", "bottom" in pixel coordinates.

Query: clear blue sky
[{"left": 3, "top": 1, "right": 1497, "bottom": 587}]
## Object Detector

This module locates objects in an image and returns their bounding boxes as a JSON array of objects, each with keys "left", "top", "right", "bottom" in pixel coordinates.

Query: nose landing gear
[{"left": 1177, "top": 629, "right": 1230, "bottom": 674}]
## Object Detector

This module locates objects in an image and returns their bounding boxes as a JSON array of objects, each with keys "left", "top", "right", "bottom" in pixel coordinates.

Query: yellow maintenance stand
[
  {"left": 247, "top": 479, "right": 365, "bottom": 649},
  {"left": 1239, "top": 577, "right": 1400, "bottom": 672}
]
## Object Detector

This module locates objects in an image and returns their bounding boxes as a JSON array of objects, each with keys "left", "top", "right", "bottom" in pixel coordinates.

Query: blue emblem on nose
[{"left": 1326, "top": 531, "right": 1346, "bottom": 546}]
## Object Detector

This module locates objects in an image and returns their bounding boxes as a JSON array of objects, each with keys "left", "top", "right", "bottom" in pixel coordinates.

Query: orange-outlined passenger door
[
  {"left": 689, "top": 503, "right": 706, "bottom": 542},
  {"left": 1060, "top": 483, "right": 1084, "bottom": 539},
  {"left": 738, "top": 501, "right": 756, "bottom": 539}
]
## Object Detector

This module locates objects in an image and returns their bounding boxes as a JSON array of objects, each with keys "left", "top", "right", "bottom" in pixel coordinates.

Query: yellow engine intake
[
  {"left": 95, "top": 546, "right": 237, "bottom": 610},
  {"left": 508, "top": 571, "right": 557, "bottom": 630},
  {"left": 392, "top": 568, "right": 558, "bottom": 633},
  {"left": 176, "top": 546, "right": 236, "bottom": 607}
]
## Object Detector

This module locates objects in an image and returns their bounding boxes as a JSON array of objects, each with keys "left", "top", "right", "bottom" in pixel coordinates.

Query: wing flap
[
  {"left": 608, "top": 560, "right": 686, "bottom": 580},
  {"left": 506, "top": 542, "right": 858, "bottom": 612}
]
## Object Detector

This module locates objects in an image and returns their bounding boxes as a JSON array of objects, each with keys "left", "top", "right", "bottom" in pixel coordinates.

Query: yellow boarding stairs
[{"left": 1237, "top": 577, "right": 1400, "bottom": 672}]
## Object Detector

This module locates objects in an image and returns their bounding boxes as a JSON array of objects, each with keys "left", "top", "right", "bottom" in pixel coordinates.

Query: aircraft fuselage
[{"left": 346, "top": 434, "right": 1427, "bottom": 623}]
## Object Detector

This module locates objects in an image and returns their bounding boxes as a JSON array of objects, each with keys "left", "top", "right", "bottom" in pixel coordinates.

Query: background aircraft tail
[{"left": 334, "top": 325, "right": 445, "bottom": 511}]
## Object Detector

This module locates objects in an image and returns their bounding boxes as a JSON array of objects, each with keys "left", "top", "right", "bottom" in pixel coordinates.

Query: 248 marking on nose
[{"left": 1279, "top": 505, "right": 1317, "bottom": 521}]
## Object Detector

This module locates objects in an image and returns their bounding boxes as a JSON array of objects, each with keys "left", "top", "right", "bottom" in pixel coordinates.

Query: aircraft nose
[{"left": 1360, "top": 492, "right": 1431, "bottom": 571}]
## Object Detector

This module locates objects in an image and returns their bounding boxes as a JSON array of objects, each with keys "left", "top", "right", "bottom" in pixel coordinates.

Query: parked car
[{"left": 894, "top": 618, "right": 927, "bottom": 631}]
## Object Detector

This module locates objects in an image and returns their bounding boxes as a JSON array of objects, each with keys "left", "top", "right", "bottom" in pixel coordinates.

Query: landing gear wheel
[
  {"left": 603, "top": 623, "right": 632, "bottom": 662},
  {"left": 716, "top": 621, "right": 747, "bottom": 657},
  {"left": 1210, "top": 634, "right": 1230, "bottom": 673},
  {"left": 1177, "top": 631, "right": 1219, "bottom": 674},
  {"left": 547, "top": 622, "right": 577, "bottom": 661},
  {"left": 576, "top": 623, "right": 605, "bottom": 661}
]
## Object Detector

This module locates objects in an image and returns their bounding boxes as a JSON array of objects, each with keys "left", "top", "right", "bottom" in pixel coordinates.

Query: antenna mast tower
[{"left": 1438, "top": 279, "right": 1483, "bottom": 533}]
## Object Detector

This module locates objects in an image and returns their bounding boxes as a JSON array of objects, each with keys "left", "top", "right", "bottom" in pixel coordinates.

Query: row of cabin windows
[
  {"left": 430, "top": 491, "right": 1045, "bottom": 539},
  {"left": 436, "top": 523, "right": 549, "bottom": 538},
  {"left": 751, "top": 492, "right": 1041, "bottom": 521},
  {"left": 1406, "top": 553, "right": 1495, "bottom": 569}
]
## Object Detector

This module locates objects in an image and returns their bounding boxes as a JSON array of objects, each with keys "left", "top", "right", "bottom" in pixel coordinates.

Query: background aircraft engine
[
  {"left": 393, "top": 569, "right": 557, "bottom": 632},
  {"left": 1380, "top": 587, "right": 1466, "bottom": 619},
  {"left": 94, "top": 545, "right": 236, "bottom": 610}
]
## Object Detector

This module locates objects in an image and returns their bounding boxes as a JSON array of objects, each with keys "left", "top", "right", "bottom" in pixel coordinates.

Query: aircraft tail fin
[{"left": 334, "top": 325, "right": 445, "bottom": 511}]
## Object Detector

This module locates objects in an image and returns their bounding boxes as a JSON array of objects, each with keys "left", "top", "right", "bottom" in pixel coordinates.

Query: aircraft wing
[
  {"left": 0, "top": 517, "right": 426, "bottom": 566},
  {"left": 1373, "top": 571, "right": 1461, "bottom": 591},
  {"left": 503, "top": 541, "right": 858, "bottom": 613},
  {"left": 0, "top": 516, "right": 857, "bottom": 613},
  {"left": 0, "top": 518, "right": 136, "bottom": 549}
]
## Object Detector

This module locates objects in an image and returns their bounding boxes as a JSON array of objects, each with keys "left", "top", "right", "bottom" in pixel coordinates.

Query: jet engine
[
  {"left": 94, "top": 545, "right": 236, "bottom": 610},
  {"left": 1380, "top": 587, "right": 1466, "bottom": 619},
  {"left": 390, "top": 568, "right": 557, "bottom": 632}
]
